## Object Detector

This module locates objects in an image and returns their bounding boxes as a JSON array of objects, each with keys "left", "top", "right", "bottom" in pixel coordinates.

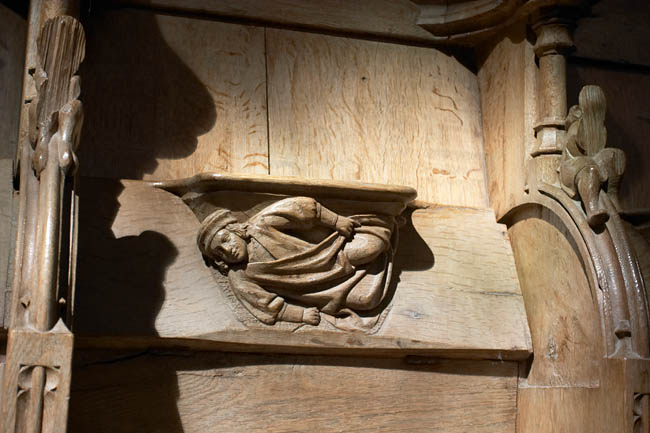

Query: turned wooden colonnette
[{"left": 0, "top": 0, "right": 648, "bottom": 431}]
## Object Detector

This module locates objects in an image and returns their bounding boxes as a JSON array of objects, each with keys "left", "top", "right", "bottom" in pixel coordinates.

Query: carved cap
[{"left": 197, "top": 209, "right": 238, "bottom": 254}]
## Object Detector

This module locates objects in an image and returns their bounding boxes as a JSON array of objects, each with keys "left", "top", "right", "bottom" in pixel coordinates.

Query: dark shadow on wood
[
  {"left": 72, "top": 6, "right": 218, "bottom": 428},
  {"left": 79, "top": 6, "right": 216, "bottom": 179}
]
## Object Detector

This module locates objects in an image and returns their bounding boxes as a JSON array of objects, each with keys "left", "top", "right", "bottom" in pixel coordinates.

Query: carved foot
[{"left": 302, "top": 307, "right": 321, "bottom": 326}]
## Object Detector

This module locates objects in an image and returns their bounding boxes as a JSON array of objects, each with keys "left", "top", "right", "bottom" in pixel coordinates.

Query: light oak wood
[
  {"left": 508, "top": 212, "right": 634, "bottom": 433},
  {"left": 266, "top": 29, "right": 488, "bottom": 208},
  {"left": 518, "top": 359, "right": 650, "bottom": 433},
  {"left": 477, "top": 23, "right": 537, "bottom": 221},
  {"left": 73, "top": 178, "right": 531, "bottom": 359},
  {"left": 1, "top": 1, "right": 647, "bottom": 432},
  {"left": 509, "top": 216, "right": 603, "bottom": 387},
  {"left": 0, "top": 160, "right": 15, "bottom": 329},
  {"left": 69, "top": 350, "right": 518, "bottom": 433},
  {"left": 154, "top": 172, "right": 416, "bottom": 204},
  {"left": 80, "top": 9, "right": 268, "bottom": 180}
]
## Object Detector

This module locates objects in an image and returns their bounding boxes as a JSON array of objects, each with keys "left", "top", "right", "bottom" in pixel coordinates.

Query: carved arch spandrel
[
  {"left": 529, "top": 84, "right": 650, "bottom": 358},
  {"left": 507, "top": 205, "right": 603, "bottom": 387}
]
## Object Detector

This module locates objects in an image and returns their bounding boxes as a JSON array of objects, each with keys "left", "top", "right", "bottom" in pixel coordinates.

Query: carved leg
[
  {"left": 343, "top": 233, "right": 389, "bottom": 266},
  {"left": 345, "top": 257, "right": 390, "bottom": 311},
  {"left": 576, "top": 166, "right": 609, "bottom": 228},
  {"left": 595, "top": 147, "right": 626, "bottom": 212}
]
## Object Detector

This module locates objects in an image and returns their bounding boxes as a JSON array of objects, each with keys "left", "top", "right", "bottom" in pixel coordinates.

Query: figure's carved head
[
  {"left": 198, "top": 209, "right": 249, "bottom": 271},
  {"left": 210, "top": 228, "right": 248, "bottom": 264}
]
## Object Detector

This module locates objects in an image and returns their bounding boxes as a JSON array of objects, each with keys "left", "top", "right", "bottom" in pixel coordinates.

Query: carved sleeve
[
  {"left": 228, "top": 270, "right": 286, "bottom": 325},
  {"left": 255, "top": 197, "right": 340, "bottom": 230},
  {"left": 228, "top": 269, "right": 309, "bottom": 324}
]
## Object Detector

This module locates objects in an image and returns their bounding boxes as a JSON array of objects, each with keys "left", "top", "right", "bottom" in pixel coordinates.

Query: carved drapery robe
[{"left": 228, "top": 197, "right": 397, "bottom": 329}]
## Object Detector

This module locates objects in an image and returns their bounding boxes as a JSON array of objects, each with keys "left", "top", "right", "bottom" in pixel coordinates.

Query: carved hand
[{"left": 335, "top": 216, "right": 359, "bottom": 238}]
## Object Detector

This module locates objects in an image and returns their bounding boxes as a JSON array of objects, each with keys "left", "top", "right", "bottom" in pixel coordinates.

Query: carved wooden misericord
[
  {"left": 197, "top": 196, "right": 399, "bottom": 328},
  {"left": 156, "top": 174, "right": 415, "bottom": 331}
]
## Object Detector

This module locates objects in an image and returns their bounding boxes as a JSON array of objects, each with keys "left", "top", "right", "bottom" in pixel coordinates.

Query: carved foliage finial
[
  {"left": 30, "top": 16, "right": 85, "bottom": 177},
  {"left": 559, "top": 85, "right": 626, "bottom": 228}
]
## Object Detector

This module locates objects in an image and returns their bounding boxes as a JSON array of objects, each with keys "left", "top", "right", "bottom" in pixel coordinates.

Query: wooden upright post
[{"left": 1, "top": 1, "right": 83, "bottom": 432}]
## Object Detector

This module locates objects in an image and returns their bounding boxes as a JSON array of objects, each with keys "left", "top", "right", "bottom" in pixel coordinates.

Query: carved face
[{"left": 210, "top": 229, "right": 248, "bottom": 264}]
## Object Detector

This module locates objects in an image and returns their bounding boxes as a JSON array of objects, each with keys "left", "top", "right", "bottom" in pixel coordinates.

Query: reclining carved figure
[{"left": 197, "top": 197, "right": 398, "bottom": 327}]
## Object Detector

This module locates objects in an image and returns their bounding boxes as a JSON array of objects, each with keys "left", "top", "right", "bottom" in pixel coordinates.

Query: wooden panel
[
  {"left": 69, "top": 350, "right": 518, "bottom": 433},
  {"left": 517, "top": 387, "right": 623, "bottom": 433},
  {"left": 0, "top": 5, "right": 25, "bottom": 328},
  {"left": 567, "top": 63, "right": 650, "bottom": 212},
  {"left": 573, "top": 0, "right": 650, "bottom": 67},
  {"left": 0, "top": 4, "right": 25, "bottom": 159},
  {"left": 508, "top": 213, "right": 622, "bottom": 432},
  {"left": 509, "top": 216, "right": 603, "bottom": 386},
  {"left": 73, "top": 178, "right": 531, "bottom": 358},
  {"left": 266, "top": 29, "right": 488, "bottom": 207},
  {"left": 80, "top": 9, "right": 268, "bottom": 180},
  {"left": 517, "top": 359, "right": 650, "bottom": 433},
  {"left": 117, "top": 0, "right": 436, "bottom": 44},
  {"left": 0, "top": 160, "right": 15, "bottom": 329},
  {"left": 378, "top": 205, "right": 530, "bottom": 353},
  {"left": 477, "top": 24, "right": 537, "bottom": 220}
]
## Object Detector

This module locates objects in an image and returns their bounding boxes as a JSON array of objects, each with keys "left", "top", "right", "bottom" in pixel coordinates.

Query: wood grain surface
[
  {"left": 73, "top": 178, "right": 530, "bottom": 358},
  {"left": 79, "top": 9, "right": 268, "bottom": 180},
  {"left": 509, "top": 216, "right": 603, "bottom": 387},
  {"left": 266, "top": 29, "right": 488, "bottom": 207},
  {"left": 69, "top": 350, "right": 518, "bottom": 433},
  {"left": 505, "top": 213, "right": 645, "bottom": 433},
  {"left": 378, "top": 204, "right": 530, "bottom": 354},
  {"left": 477, "top": 23, "right": 537, "bottom": 221},
  {"left": 517, "top": 358, "right": 650, "bottom": 433}
]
